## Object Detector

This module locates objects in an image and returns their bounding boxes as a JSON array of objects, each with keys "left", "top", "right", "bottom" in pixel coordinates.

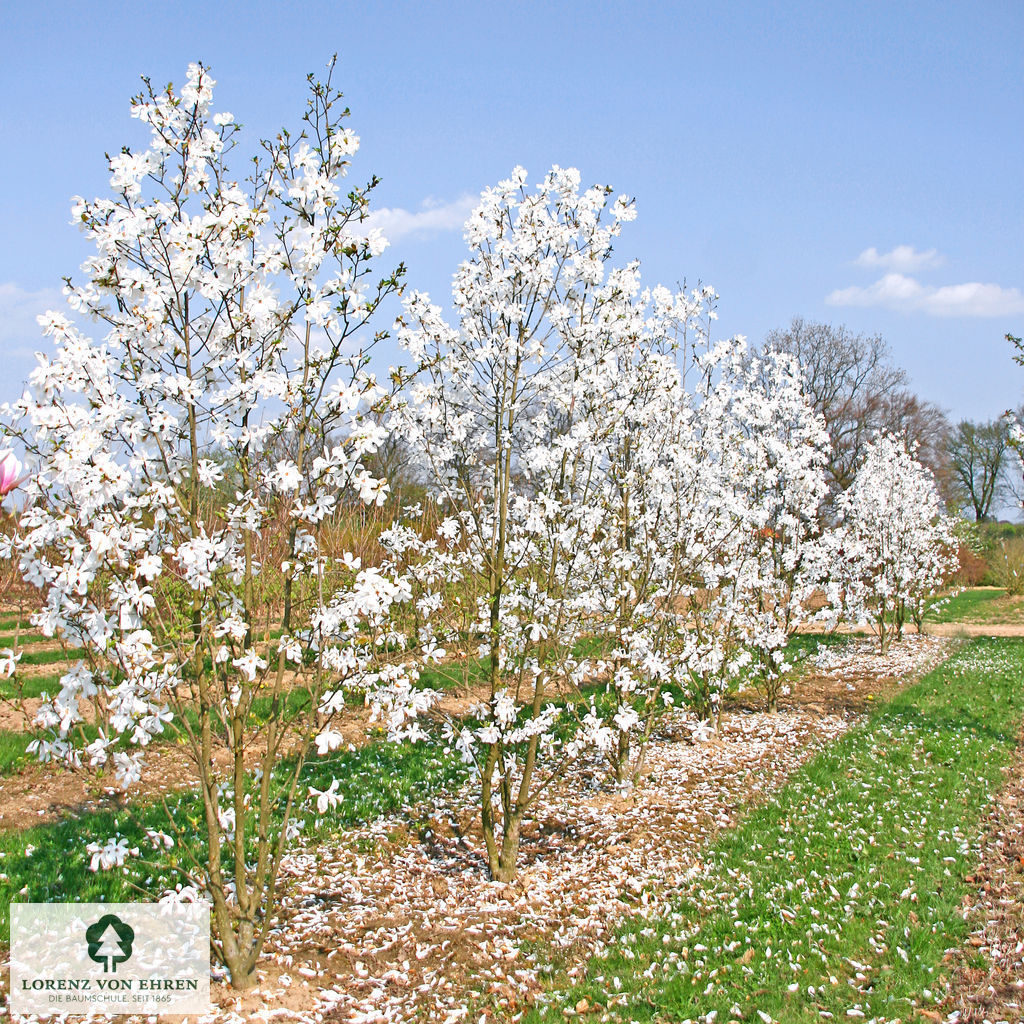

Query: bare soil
[
  {"left": 801, "top": 620, "right": 1024, "bottom": 639},
  {"left": 924, "top": 621, "right": 1024, "bottom": 638}
]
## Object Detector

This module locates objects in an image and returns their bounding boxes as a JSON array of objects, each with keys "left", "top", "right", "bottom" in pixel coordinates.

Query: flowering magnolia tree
[
  {"left": 728, "top": 349, "right": 830, "bottom": 711},
  {"left": 628, "top": 339, "right": 828, "bottom": 731},
  {"left": 387, "top": 166, "right": 680, "bottom": 880},
  {"left": 1, "top": 63, "right": 429, "bottom": 988},
  {"left": 829, "top": 433, "right": 957, "bottom": 653},
  {"left": 386, "top": 165, "right": 833, "bottom": 866},
  {"left": 552, "top": 285, "right": 809, "bottom": 780},
  {"left": 584, "top": 311, "right": 698, "bottom": 783},
  {"left": 587, "top": 328, "right": 751, "bottom": 773}
]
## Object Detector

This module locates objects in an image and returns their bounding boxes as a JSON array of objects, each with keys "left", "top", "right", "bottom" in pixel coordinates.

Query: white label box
[{"left": 10, "top": 902, "right": 211, "bottom": 1016}]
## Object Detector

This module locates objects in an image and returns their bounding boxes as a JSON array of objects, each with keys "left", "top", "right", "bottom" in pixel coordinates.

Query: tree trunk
[
  {"left": 479, "top": 743, "right": 501, "bottom": 878},
  {"left": 212, "top": 903, "right": 260, "bottom": 990},
  {"left": 222, "top": 953, "right": 257, "bottom": 990},
  {"left": 878, "top": 616, "right": 891, "bottom": 654},
  {"left": 488, "top": 816, "right": 522, "bottom": 882},
  {"left": 613, "top": 730, "right": 630, "bottom": 784}
]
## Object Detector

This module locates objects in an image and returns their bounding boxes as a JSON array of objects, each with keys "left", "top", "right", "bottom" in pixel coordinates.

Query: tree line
[{"left": 761, "top": 317, "right": 1021, "bottom": 525}]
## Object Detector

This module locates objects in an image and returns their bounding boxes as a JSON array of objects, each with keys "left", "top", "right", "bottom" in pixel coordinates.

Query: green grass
[
  {"left": 783, "top": 632, "right": 850, "bottom": 657},
  {"left": 0, "top": 735, "right": 467, "bottom": 936},
  {"left": 417, "top": 655, "right": 487, "bottom": 692},
  {"left": 0, "top": 722, "right": 104, "bottom": 778},
  {"left": 0, "top": 633, "right": 48, "bottom": 647},
  {"left": 718, "top": 632, "right": 853, "bottom": 709},
  {"left": 13, "top": 647, "right": 72, "bottom": 668},
  {"left": 527, "top": 638, "right": 1024, "bottom": 1023},
  {"left": 0, "top": 670, "right": 68, "bottom": 775},
  {"left": 0, "top": 671, "right": 64, "bottom": 701},
  {"left": 0, "top": 617, "right": 33, "bottom": 634},
  {"left": 415, "top": 634, "right": 619, "bottom": 693},
  {"left": 924, "top": 587, "right": 1009, "bottom": 623},
  {"left": 0, "top": 732, "right": 34, "bottom": 775}
]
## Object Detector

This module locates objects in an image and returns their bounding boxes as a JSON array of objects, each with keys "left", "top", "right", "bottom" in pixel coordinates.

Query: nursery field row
[
  {"left": 1, "top": 58, "right": 1009, "bottom": 1009},
  {"left": 0, "top": 631, "right": 946, "bottom": 1007},
  {"left": 533, "top": 637, "right": 1024, "bottom": 1023},
  {"left": 1, "top": 632, "right": 943, "bottom": 1023},
  {"left": 1, "top": 621, "right": 1023, "bottom": 1022}
]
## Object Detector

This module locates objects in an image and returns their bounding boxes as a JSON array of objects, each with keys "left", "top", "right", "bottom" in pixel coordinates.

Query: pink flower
[{"left": 0, "top": 450, "right": 23, "bottom": 496}]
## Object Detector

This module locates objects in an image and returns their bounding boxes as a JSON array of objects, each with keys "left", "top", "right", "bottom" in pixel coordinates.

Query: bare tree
[
  {"left": 945, "top": 418, "right": 1010, "bottom": 521},
  {"left": 763, "top": 318, "right": 951, "bottom": 499},
  {"left": 764, "top": 318, "right": 906, "bottom": 492}
]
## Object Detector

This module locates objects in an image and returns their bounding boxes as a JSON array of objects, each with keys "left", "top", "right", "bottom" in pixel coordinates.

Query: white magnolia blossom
[
  {"left": 0, "top": 648, "right": 20, "bottom": 678},
  {"left": 308, "top": 778, "right": 343, "bottom": 814},
  {"left": 86, "top": 837, "right": 138, "bottom": 872}
]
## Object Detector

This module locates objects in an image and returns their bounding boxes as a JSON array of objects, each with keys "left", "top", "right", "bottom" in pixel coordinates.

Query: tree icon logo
[{"left": 85, "top": 914, "right": 135, "bottom": 973}]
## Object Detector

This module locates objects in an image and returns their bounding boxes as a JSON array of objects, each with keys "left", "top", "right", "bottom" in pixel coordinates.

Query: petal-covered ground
[{"left": 196, "top": 635, "right": 952, "bottom": 1024}]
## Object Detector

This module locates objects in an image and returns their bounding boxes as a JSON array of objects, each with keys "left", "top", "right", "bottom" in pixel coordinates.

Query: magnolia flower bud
[{"left": 0, "top": 450, "right": 22, "bottom": 496}]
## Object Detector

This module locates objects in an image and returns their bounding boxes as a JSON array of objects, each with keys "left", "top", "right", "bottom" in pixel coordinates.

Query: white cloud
[
  {"left": 827, "top": 272, "right": 1024, "bottom": 318},
  {"left": 364, "top": 194, "right": 477, "bottom": 243},
  {"left": 853, "top": 245, "right": 944, "bottom": 273},
  {"left": 0, "top": 281, "right": 65, "bottom": 356}
]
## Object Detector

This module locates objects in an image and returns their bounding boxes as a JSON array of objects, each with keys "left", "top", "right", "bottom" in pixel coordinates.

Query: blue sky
[{"left": 1, "top": 0, "right": 1021, "bottom": 422}]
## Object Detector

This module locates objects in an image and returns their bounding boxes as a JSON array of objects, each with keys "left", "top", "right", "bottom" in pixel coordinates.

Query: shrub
[
  {"left": 991, "top": 537, "right": 1024, "bottom": 595},
  {"left": 954, "top": 543, "right": 989, "bottom": 587}
]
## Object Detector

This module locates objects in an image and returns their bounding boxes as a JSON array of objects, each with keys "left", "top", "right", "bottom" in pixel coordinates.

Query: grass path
[
  {"left": 925, "top": 587, "right": 1024, "bottom": 628},
  {"left": 528, "top": 638, "right": 1024, "bottom": 1024},
  {"left": 925, "top": 587, "right": 1007, "bottom": 623}
]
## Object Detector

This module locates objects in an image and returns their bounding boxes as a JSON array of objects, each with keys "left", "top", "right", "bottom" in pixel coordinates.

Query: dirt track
[
  {"left": 801, "top": 621, "right": 1024, "bottom": 640},
  {"left": 922, "top": 622, "right": 1024, "bottom": 637}
]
